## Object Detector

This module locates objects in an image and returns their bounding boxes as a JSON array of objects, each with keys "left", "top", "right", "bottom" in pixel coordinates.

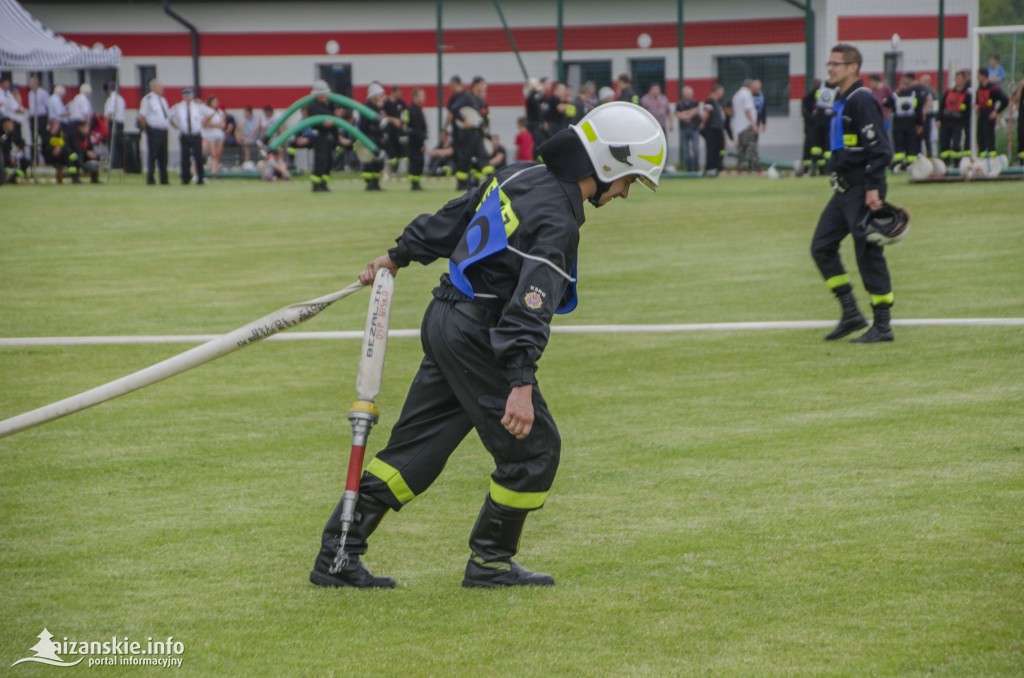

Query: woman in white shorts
[{"left": 203, "top": 95, "right": 226, "bottom": 177}]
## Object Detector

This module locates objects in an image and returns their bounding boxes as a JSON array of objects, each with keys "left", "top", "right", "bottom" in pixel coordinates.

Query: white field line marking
[{"left": 0, "top": 319, "right": 1021, "bottom": 347}]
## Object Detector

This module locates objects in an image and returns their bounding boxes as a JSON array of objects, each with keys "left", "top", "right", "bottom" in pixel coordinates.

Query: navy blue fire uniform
[
  {"left": 314, "top": 161, "right": 583, "bottom": 585},
  {"left": 811, "top": 80, "right": 895, "bottom": 338},
  {"left": 402, "top": 101, "right": 427, "bottom": 190}
]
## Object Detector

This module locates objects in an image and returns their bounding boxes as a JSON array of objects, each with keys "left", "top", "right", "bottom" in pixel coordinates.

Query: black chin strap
[{"left": 588, "top": 175, "right": 613, "bottom": 208}]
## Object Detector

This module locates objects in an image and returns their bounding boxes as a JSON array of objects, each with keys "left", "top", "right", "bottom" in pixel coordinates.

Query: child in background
[{"left": 514, "top": 116, "right": 534, "bottom": 161}]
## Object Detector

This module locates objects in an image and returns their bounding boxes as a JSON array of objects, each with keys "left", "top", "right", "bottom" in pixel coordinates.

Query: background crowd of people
[
  {"left": 800, "top": 54, "right": 1022, "bottom": 177},
  {"left": 2, "top": 54, "right": 1022, "bottom": 189}
]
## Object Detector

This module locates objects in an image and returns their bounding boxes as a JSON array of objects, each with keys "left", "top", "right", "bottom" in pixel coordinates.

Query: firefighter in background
[
  {"left": 938, "top": 69, "right": 972, "bottom": 163},
  {"left": 443, "top": 75, "right": 465, "bottom": 179},
  {"left": 68, "top": 118, "right": 100, "bottom": 184},
  {"left": 808, "top": 80, "right": 839, "bottom": 175},
  {"left": 359, "top": 82, "right": 388, "bottom": 191},
  {"left": 382, "top": 85, "right": 407, "bottom": 178},
  {"left": 887, "top": 73, "right": 925, "bottom": 171},
  {"left": 811, "top": 43, "right": 897, "bottom": 344},
  {"left": 799, "top": 79, "right": 821, "bottom": 175},
  {"left": 0, "top": 116, "right": 29, "bottom": 184},
  {"left": 615, "top": 73, "right": 640, "bottom": 104},
  {"left": 449, "top": 76, "right": 490, "bottom": 191},
  {"left": 43, "top": 117, "right": 69, "bottom": 183},
  {"left": 402, "top": 87, "right": 428, "bottom": 191},
  {"left": 974, "top": 69, "right": 1009, "bottom": 158},
  {"left": 307, "top": 79, "right": 336, "bottom": 193}
]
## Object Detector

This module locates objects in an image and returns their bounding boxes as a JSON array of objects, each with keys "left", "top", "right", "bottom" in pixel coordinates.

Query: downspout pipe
[
  {"left": 780, "top": 0, "right": 815, "bottom": 87},
  {"left": 161, "top": 0, "right": 200, "bottom": 97}
]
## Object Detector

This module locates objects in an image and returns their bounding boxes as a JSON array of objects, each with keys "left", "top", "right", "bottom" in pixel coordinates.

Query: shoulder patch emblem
[{"left": 523, "top": 291, "right": 544, "bottom": 310}]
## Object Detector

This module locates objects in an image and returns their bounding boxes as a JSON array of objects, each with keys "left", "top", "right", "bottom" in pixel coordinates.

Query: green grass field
[{"left": 1, "top": 174, "right": 1022, "bottom": 676}]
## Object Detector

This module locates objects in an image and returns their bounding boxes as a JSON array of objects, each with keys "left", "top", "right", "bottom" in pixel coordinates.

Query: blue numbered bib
[{"left": 449, "top": 177, "right": 578, "bottom": 314}]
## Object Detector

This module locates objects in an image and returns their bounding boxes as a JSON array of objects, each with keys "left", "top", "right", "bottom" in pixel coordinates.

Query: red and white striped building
[{"left": 18, "top": 0, "right": 979, "bottom": 164}]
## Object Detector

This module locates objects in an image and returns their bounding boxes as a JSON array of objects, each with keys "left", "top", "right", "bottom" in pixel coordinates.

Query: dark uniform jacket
[
  {"left": 387, "top": 162, "right": 584, "bottom": 387},
  {"left": 0, "top": 125, "right": 26, "bottom": 166},
  {"left": 403, "top": 103, "right": 427, "bottom": 143},
  {"left": 826, "top": 80, "right": 892, "bottom": 191},
  {"left": 975, "top": 83, "right": 1010, "bottom": 118},
  {"left": 449, "top": 90, "right": 488, "bottom": 133},
  {"left": 383, "top": 97, "right": 406, "bottom": 132},
  {"left": 941, "top": 86, "right": 971, "bottom": 122},
  {"left": 307, "top": 98, "right": 335, "bottom": 139},
  {"left": 358, "top": 99, "right": 383, "bottom": 147},
  {"left": 888, "top": 86, "right": 925, "bottom": 126}
]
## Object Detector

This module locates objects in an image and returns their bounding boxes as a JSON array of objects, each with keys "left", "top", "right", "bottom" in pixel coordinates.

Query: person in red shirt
[{"left": 514, "top": 116, "right": 534, "bottom": 161}]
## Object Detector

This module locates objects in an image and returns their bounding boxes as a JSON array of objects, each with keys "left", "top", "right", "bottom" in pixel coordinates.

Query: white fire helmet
[
  {"left": 367, "top": 82, "right": 385, "bottom": 100},
  {"left": 571, "top": 101, "right": 666, "bottom": 191}
]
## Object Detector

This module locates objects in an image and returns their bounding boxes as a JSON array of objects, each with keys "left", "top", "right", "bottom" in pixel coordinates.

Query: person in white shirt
[
  {"left": 27, "top": 77, "right": 50, "bottom": 162},
  {"left": 48, "top": 85, "right": 68, "bottom": 126},
  {"left": 68, "top": 83, "right": 94, "bottom": 128},
  {"left": 201, "top": 95, "right": 226, "bottom": 177},
  {"left": 103, "top": 82, "right": 126, "bottom": 170},
  {"left": 137, "top": 78, "right": 171, "bottom": 185},
  {"left": 1, "top": 79, "right": 26, "bottom": 126},
  {"left": 170, "top": 86, "right": 213, "bottom": 185},
  {"left": 257, "top": 104, "right": 283, "bottom": 143},
  {"left": 731, "top": 79, "right": 759, "bottom": 171}
]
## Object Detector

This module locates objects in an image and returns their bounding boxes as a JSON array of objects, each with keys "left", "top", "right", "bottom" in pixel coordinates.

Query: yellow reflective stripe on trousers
[
  {"left": 366, "top": 458, "right": 415, "bottom": 504},
  {"left": 826, "top": 274, "right": 850, "bottom": 290},
  {"left": 870, "top": 292, "right": 895, "bottom": 306},
  {"left": 489, "top": 480, "right": 547, "bottom": 510}
]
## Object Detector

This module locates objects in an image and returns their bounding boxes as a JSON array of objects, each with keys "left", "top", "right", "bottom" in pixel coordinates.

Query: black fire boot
[
  {"left": 462, "top": 495, "right": 554, "bottom": 588},
  {"left": 825, "top": 285, "right": 868, "bottom": 341},
  {"left": 851, "top": 303, "right": 894, "bottom": 343},
  {"left": 310, "top": 493, "right": 396, "bottom": 588}
]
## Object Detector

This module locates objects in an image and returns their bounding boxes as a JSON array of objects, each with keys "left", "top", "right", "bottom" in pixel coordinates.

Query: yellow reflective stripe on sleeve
[
  {"left": 870, "top": 292, "right": 895, "bottom": 306},
  {"left": 843, "top": 134, "right": 857, "bottom": 146},
  {"left": 489, "top": 480, "right": 548, "bottom": 510},
  {"left": 826, "top": 274, "right": 850, "bottom": 290},
  {"left": 366, "top": 458, "right": 416, "bottom": 504}
]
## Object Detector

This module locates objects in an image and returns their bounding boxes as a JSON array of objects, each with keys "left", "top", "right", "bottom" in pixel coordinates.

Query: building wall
[{"left": 19, "top": 0, "right": 978, "bottom": 167}]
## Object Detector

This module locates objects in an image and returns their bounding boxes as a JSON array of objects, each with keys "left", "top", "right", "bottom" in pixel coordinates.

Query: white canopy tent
[
  {"left": 1, "top": 0, "right": 123, "bottom": 180},
  {"left": 0, "top": 0, "right": 121, "bottom": 69}
]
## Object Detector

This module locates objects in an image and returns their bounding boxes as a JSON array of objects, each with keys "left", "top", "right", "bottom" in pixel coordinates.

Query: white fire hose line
[
  {"left": 0, "top": 318, "right": 1022, "bottom": 348},
  {"left": 0, "top": 282, "right": 365, "bottom": 439},
  {"left": 1, "top": 315, "right": 1021, "bottom": 439}
]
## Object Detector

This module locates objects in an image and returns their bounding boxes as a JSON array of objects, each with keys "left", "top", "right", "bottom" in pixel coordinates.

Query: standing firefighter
[
  {"left": 310, "top": 102, "right": 667, "bottom": 589},
  {"left": 887, "top": 73, "right": 925, "bottom": 170},
  {"left": 450, "top": 76, "right": 490, "bottom": 191},
  {"left": 403, "top": 88, "right": 428, "bottom": 191},
  {"left": 973, "top": 69, "right": 1009, "bottom": 159},
  {"left": 938, "top": 69, "right": 972, "bottom": 162},
  {"left": 308, "top": 79, "right": 336, "bottom": 193},
  {"left": 359, "top": 82, "right": 387, "bottom": 191},
  {"left": 808, "top": 80, "right": 840, "bottom": 175},
  {"left": 811, "top": 44, "right": 899, "bottom": 344}
]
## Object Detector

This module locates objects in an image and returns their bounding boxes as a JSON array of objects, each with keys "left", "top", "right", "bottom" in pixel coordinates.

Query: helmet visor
[{"left": 632, "top": 174, "right": 658, "bottom": 192}]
